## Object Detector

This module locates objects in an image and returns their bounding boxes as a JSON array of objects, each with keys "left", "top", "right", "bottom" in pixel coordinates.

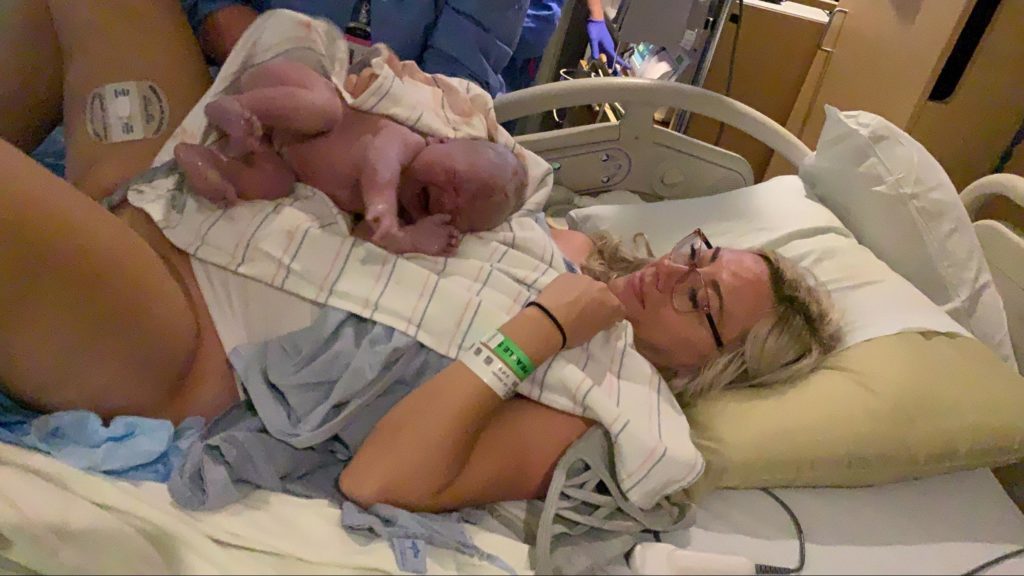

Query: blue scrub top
[
  {"left": 181, "top": 0, "right": 529, "bottom": 96},
  {"left": 502, "top": 0, "right": 565, "bottom": 92}
]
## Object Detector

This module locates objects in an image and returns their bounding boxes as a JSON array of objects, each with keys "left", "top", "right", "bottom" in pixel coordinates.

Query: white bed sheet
[
  {"left": 0, "top": 444, "right": 533, "bottom": 575},
  {"left": 660, "top": 469, "right": 1024, "bottom": 575}
]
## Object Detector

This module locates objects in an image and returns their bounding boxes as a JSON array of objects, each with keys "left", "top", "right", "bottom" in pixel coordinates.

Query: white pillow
[
  {"left": 799, "top": 106, "right": 1016, "bottom": 369},
  {"left": 566, "top": 176, "right": 970, "bottom": 351}
]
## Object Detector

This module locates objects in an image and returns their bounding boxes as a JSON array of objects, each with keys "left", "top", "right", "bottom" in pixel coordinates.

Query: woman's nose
[{"left": 653, "top": 258, "right": 688, "bottom": 292}]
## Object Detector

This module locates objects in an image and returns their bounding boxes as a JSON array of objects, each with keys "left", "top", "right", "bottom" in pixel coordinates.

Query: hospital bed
[
  {"left": 2, "top": 76, "right": 1023, "bottom": 575},
  {"left": 493, "top": 77, "right": 1024, "bottom": 574}
]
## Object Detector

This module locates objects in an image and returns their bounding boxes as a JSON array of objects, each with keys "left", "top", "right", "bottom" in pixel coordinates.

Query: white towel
[{"left": 127, "top": 9, "right": 704, "bottom": 509}]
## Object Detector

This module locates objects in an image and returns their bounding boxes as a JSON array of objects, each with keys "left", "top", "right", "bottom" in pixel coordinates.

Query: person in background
[
  {"left": 501, "top": 0, "right": 626, "bottom": 93},
  {"left": 181, "top": 0, "right": 530, "bottom": 97}
]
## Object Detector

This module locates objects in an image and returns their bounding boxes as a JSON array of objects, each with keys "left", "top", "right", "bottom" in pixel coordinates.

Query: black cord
[
  {"left": 755, "top": 488, "right": 806, "bottom": 575},
  {"left": 962, "top": 547, "right": 1024, "bottom": 575},
  {"left": 525, "top": 301, "right": 568, "bottom": 349},
  {"left": 714, "top": 0, "right": 743, "bottom": 146},
  {"left": 752, "top": 486, "right": 1022, "bottom": 576}
]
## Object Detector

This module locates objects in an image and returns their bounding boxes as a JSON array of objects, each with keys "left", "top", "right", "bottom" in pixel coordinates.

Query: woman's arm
[{"left": 340, "top": 273, "right": 624, "bottom": 512}]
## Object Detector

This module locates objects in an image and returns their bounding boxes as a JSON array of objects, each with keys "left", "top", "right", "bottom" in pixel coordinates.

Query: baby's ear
[{"left": 425, "top": 136, "right": 449, "bottom": 146}]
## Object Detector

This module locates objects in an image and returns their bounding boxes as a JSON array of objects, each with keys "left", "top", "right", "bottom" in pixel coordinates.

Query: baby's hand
[
  {"left": 364, "top": 203, "right": 400, "bottom": 243},
  {"left": 405, "top": 214, "right": 462, "bottom": 256}
]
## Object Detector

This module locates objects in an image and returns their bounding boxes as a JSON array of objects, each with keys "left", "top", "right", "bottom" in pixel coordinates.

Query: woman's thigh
[
  {"left": 0, "top": 139, "right": 200, "bottom": 419},
  {"left": 49, "top": 0, "right": 213, "bottom": 200},
  {"left": 0, "top": 0, "right": 227, "bottom": 420}
]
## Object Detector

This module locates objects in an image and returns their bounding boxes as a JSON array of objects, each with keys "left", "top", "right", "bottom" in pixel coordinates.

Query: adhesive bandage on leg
[{"left": 86, "top": 81, "right": 169, "bottom": 143}]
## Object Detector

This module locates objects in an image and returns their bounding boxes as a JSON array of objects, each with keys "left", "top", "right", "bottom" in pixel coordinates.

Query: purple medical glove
[{"left": 586, "top": 18, "right": 628, "bottom": 73}]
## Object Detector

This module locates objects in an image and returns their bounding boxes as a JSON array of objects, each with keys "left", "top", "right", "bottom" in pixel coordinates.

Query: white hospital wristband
[{"left": 460, "top": 340, "right": 520, "bottom": 400}]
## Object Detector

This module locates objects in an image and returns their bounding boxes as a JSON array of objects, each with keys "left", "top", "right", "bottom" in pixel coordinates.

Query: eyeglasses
[{"left": 666, "top": 228, "right": 724, "bottom": 349}]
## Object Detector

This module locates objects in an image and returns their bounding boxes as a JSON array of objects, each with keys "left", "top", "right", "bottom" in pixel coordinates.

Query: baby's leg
[
  {"left": 232, "top": 60, "right": 343, "bottom": 132},
  {"left": 207, "top": 60, "right": 344, "bottom": 156},
  {"left": 175, "top": 141, "right": 295, "bottom": 204}
]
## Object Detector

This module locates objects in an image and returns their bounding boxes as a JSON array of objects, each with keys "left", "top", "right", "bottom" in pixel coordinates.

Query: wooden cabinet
[
  {"left": 905, "top": 0, "right": 1024, "bottom": 190},
  {"left": 761, "top": 0, "right": 1024, "bottom": 192}
]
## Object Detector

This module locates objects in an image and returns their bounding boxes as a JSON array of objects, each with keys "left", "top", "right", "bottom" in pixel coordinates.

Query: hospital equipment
[
  {"left": 520, "top": 0, "right": 733, "bottom": 134},
  {"left": 3, "top": 72, "right": 1024, "bottom": 574},
  {"left": 614, "top": 0, "right": 736, "bottom": 132}
]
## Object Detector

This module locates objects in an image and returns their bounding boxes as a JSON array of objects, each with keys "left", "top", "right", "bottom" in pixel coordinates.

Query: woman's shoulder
[{"left": 550, "top": 227, "right": 593, "bottom": 266}]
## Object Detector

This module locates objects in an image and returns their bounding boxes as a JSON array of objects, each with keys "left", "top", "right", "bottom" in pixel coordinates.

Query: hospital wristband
[
  {"left": 483, "top": 331, "right": 535, "bottom": 381},
  {"left": 460, "top": 341, "right": 520, "bottom": 400}
]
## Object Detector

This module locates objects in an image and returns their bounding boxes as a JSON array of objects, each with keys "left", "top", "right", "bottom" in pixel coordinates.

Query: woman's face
[{"left": 606, "top": 244, "right": 775, "bottom": 373}]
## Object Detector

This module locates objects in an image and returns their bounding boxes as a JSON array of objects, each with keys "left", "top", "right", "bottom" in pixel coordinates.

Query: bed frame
[{"left": 494, "top": 77, "right": 1024, "bottom": 373}]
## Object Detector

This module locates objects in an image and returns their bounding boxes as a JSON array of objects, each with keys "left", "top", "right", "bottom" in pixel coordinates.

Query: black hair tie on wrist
[{"left": 525, "top": 301, "right": 568, "bottom": 350}]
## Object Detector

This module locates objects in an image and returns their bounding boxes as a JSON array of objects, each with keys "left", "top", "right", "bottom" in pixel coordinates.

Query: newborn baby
[{"left": 174, "top": 58, "right": 528, "bottom": 256}]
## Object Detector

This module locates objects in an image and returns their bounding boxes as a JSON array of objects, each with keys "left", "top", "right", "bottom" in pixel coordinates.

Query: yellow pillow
[{"left": 682, "top": 332, "right": 1024, "bottom": 496}]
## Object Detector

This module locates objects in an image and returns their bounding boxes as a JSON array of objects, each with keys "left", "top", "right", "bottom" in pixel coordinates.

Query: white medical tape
[
  {"left": 86, "top": 81, "right": 169, "bottom": 143},
  {"left": 460, "top": 339, "right": 520, "bottom": 400}
]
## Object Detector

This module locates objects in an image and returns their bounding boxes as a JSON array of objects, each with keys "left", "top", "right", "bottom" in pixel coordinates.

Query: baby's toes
[{"left": 444, "top": 228, "right": 462, "bottom": 254}]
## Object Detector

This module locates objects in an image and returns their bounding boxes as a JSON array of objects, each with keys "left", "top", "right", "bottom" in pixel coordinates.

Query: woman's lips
[{"left": 630, "top": 272, "right": 645, "bottom": 309}]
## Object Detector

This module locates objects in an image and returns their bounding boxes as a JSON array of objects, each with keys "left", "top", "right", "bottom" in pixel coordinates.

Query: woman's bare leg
[
  {"left": 0, "top": 0, "right": 233, "bottom": 421},
  {"left": 0, "top": 140, "right": 200, "bottom": 418},
  {"left": 0, "top": 0, "right": 63, "bottom": 152},
  {"left": 50, "top": 0, "right": 212, "bottom": 200}
]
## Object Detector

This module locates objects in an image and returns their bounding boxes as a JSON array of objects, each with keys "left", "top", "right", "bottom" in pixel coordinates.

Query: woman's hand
[{"left": 535, "top": 273, "right": 625, "bottom": 348}]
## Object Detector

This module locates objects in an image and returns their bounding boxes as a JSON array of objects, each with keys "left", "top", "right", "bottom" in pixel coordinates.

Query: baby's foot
[
  {"left": 406, "top": 214, "right": 462, "bottom": 256},
  {"left": 174, "top": 143, "right": 238, "bottom": 205},
  {"left": 205, "top": 96, "right": 263, "bottom": 157}
]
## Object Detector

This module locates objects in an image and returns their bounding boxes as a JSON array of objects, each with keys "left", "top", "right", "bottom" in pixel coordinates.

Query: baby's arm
[{"left": 357, "top": 124, "right": 426, "bottom": 242}]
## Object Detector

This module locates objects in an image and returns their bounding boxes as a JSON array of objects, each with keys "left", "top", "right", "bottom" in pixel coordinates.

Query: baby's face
[{"left": 408, "top": 139, "right": 525, "bottom": 232}]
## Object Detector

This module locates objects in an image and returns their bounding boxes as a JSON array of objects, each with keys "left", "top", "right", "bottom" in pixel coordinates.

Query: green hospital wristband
[{"left": 484, "top": 331, "right": 535, "bottom": 381}]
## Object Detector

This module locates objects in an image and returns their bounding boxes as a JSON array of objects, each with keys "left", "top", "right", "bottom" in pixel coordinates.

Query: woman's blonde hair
[{"left": 582, "top": 232, "right": 841, "bottom": 404}]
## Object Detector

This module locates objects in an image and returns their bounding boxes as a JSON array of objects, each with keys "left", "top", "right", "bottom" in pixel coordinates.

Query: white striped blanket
[{"left": 126, "top": 9, "right": 704, "bottom": 509}]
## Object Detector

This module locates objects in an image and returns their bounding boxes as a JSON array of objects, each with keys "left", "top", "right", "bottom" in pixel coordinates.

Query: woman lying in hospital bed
[{"left": 0, "top": 0, "right": 837, "bottom": 514}]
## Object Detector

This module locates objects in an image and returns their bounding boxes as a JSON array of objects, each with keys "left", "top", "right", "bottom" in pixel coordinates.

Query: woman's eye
[{"left": 688, "top": 287, "right": 700, "bottom": 310}]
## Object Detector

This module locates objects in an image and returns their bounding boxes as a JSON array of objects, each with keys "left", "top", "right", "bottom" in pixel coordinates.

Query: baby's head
[{"left": 408, "top": 138, "right": 528, "bottom": 232}]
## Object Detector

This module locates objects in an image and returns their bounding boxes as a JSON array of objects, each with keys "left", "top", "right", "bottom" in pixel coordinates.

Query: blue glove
[{"left": 586, "top": 18, "right": 628, "bottom": 73}]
